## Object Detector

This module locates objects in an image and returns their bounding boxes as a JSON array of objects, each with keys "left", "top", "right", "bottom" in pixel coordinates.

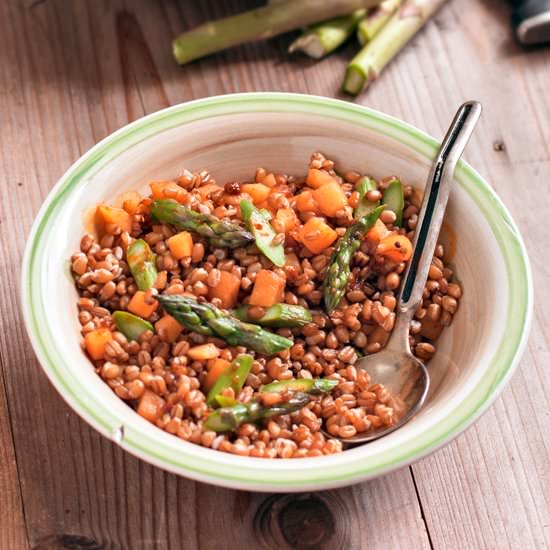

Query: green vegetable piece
[
  {"left": 261, "top": 378, "right": 338, "bottom": 395},
  {"left": 259, "top": 208, "right": 272, "bottom": 221},
  {"left": 323, "top": 205, "right": 385, "bottom": 314},
  {"left": 112, "top": 311, "right": 154, "bottom": 341},
  {"left": 151, "top": 199, "right": 254, "bottom": 249},
  {"left": 214, "top": 395, "right": 239, "bottom": 408},
  {"left": 233, "top": 304, "right": 312, "bottom": 328},
  {"left": 127, "top": 239, "right": 158, "bottom": 291},
  {"left": 355, "top": 176, "right": 380, "bottom": 219},
  {"left": 203, "top": 393, "right": 311, "bottom": 432},
  {"left": 171, "top": 0, "right": 376, "bottom": 65},
  {"left": 343, "top": 0, "right": 445, "bottom": 96},
  {"left": 382, "top": 177, "right": 404, "bottom": 226},
  {"left": 356, "top": 0, "right": 402, "bottom": 45},
  {"left": 204, "top": 403, "right": 249, "bottom": 432},
  {"left": 156, "top": 294, "right": 214, "bottom": 336},
  {"left": 157, "top": 295, "right": 293, "bottom": 355},
  {"left": 240, "top": 199, "right": 285, "bottom": 267},
  {"left": 209, "top": 317, "right": 292, "bottom": 356},
  {"left": 206, "top": 355, "right": 253, "bottom": 407},
  {"left": 288, "top": 9, "right": 366, "bottom": 59}
]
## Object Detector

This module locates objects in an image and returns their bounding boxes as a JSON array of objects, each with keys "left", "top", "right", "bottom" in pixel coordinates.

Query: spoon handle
[{"left": 387, "top": 101, "right": 482, "bottom": 351}]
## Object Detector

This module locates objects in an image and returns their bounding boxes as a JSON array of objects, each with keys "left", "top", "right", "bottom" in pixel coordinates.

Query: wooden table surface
[{"left": 1, "top": 1, "right": 549, "bottom": 549}]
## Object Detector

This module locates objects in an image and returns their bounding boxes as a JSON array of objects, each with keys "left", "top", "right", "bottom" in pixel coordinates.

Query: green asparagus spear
[
  {"left": 127, "top": 239, "right": 158, "bottom": 291},
  {"left": 233, "top": 304, "right": 312, "bottom": 328},
  {"left": 151, "top": 199, "right": 254, "bottom": 249},
  {"left": 208, "top": 317, "right": 292, "bottom": 356},
  {"left": 156, "top": 295, "right": 214, "bottom": 336},
  {"left": 354, "top": 176, "right": 380, "bottom": 219},
  {"left": 206, "top": 354, "right": 254, "bottom": 406},
  {"left": 157, "top": 295, "right": 293, "bottom": 355},
  {"left": 240, "top": 199, "right": 285, "bottom": 267},
  {"left": 261, "top": 378, "right": 338, "bottom": 394},
  {"left": 203, "top": 392, "right": 311, "bottom": 432},
  {"left": 112, "top": 311, "right": 155, "bottom": 341},
  {"left": 172, "top": 0, "right": 383, "bottom": 65},
  {"left": 288, "top": 9, "right": 366, "bottom": 59},
  {"left": 357, "top": 0, "right": 402, "bottom": 44},
  {"left": 382, "top": 177, "right": 404, "bottom": 226},
  {"left": 323, "top": 205, "right": 385, "bottom": 313},
  {"left": 343, "top": 0, "right": 448, "bottom": 96}
]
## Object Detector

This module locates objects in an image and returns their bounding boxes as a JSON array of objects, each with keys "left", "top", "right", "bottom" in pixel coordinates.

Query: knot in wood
[{"left": 254, "top": 493, "right": 348, "bottom": 549}]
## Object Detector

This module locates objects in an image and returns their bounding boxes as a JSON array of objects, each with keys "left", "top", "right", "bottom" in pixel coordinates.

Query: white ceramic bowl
[{"left": 21, "top": 93, "right": 532, "bottom": 492}]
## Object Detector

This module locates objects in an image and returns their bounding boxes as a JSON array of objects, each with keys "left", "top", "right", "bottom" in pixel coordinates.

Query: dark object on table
[{"left": 511, "top": 0, "right": 550, "bottom": 44}]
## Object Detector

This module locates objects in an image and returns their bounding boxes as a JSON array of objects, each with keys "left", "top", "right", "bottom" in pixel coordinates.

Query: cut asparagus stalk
[
  {"left": 382, "top": 177, "right": 404, "bottom": 226},
  {"left": 151, "top": 199, "right": 254, "bottom": 249},
  {"left": 214, "top": 395, "right": 239, "bottom": 408},
  {"left": 157, "top": 295, "right": 293, "bottom": 355},
  {"left": 127, "top": 239, "right": 158, "bottom": 291},
  {"left": 233, "top": 304, "right": 312, "bottom": 328},
  {"left": 357, "top": 0, "right": 402, "bottom": 45},
  {"left": 261, "top": 378, "right": 338, "bottom": 394},
  {"left": 172, "top": 0, "right": 384, "bottom": 65},
  {"left": 240, "top": 199, "right": 285, "bottom": 267},
  {"left": 323, "top": 205, "right": 385, "bottom": 313},
  {"left": 288, "top": 9, "right": 366, "bottom": 59},
  {"left": 343, "top": 0, "right": 448, "bottom": 95},
  {"left": 206, "top": 355, "right": 253, "bottom": 407},
  {"left": 203, "top": 393, "right": 310, "bottom": 432},
  {"left": 112, "top": 311, "right": 154, "bottom": 341},
  {"left": 354, "top": 176, "right": 380, "bottom": 219}
]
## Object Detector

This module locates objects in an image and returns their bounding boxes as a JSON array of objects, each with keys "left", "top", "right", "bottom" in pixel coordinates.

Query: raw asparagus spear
[
  {"left": 323, "top": 205, "right": 385, "bottom": 313},
  {"left": 357, "top": 0, "right": 402, "bottom": 44},
  {"left": 240, "top": 200, "right": 285, "bottom": 267},
  {"left": 127, "top": 239, "right": 158, "bottom": 291},
  {"left": 288, "top": 9, "right": 366, "bottom": 59},
  {"left": 172, "top": 0, "right": 384, "bottom": 65},
  {"left": 233, "top": 304, "right": 312, "bottom": 328},
  {"left": 157, "top": 295, "right": 293, "bottom": 355},
  {"left": 261, "top": 378, "right": 338, "bottom": 394},
  {"left": 382, "top": 177, "right": 404, "bottom": 226},
  {"left": 112, "top": 311, "right": 154, "bottom": 341},
  {"left": 355, "top": 176, "right": 380, "bottom": 219},
  {"left": 204, "top": 392, "right": 311, "bottom": 432},
  {"left": 151, "top": 199, "right": 254, "bottom": 249},
  {"left": 206, "top": 355, "right": 254, "bottom": 406},
  {"left": 343, "top": 0, "right": 448, "bottom": 95}
]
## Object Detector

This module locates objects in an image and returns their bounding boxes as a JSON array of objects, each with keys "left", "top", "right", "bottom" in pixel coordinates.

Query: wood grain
[
  {"left": 0, "top": 371, "right": 28, "bottom": 549},
  {"left": 0, "top": 0, "right": 548, "bottom": 549}
]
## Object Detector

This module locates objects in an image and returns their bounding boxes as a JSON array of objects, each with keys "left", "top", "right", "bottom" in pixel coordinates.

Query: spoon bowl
[{"left": 348, "top": 349, "right": 430, "bottom": 444}]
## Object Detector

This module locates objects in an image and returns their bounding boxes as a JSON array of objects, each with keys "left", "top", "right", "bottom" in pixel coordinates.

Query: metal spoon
[{"left": 328, "top": 101, "right": 482, "bottom": 445}]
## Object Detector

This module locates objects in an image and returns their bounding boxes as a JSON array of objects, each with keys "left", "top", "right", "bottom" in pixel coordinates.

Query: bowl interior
[
  {"left": 24, "top": 95, "right": 529, "bottom": 491},
  {"left": 67, "top": 111, "right": 506, "bottom": 408}
]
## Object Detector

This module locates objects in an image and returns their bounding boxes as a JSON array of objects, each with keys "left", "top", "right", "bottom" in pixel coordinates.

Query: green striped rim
[{"left": 21, "top": 93, "right": 532, "bottom": 490}]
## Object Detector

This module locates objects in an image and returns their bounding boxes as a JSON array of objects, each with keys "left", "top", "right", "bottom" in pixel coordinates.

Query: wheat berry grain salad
[{"left": 71, "top": 152, "right": 462, "bottom": 458}]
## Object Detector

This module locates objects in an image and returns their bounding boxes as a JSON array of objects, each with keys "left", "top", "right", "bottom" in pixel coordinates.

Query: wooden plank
[{"left": 0, "top": 370, "right": 28, "bottom": 549}]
